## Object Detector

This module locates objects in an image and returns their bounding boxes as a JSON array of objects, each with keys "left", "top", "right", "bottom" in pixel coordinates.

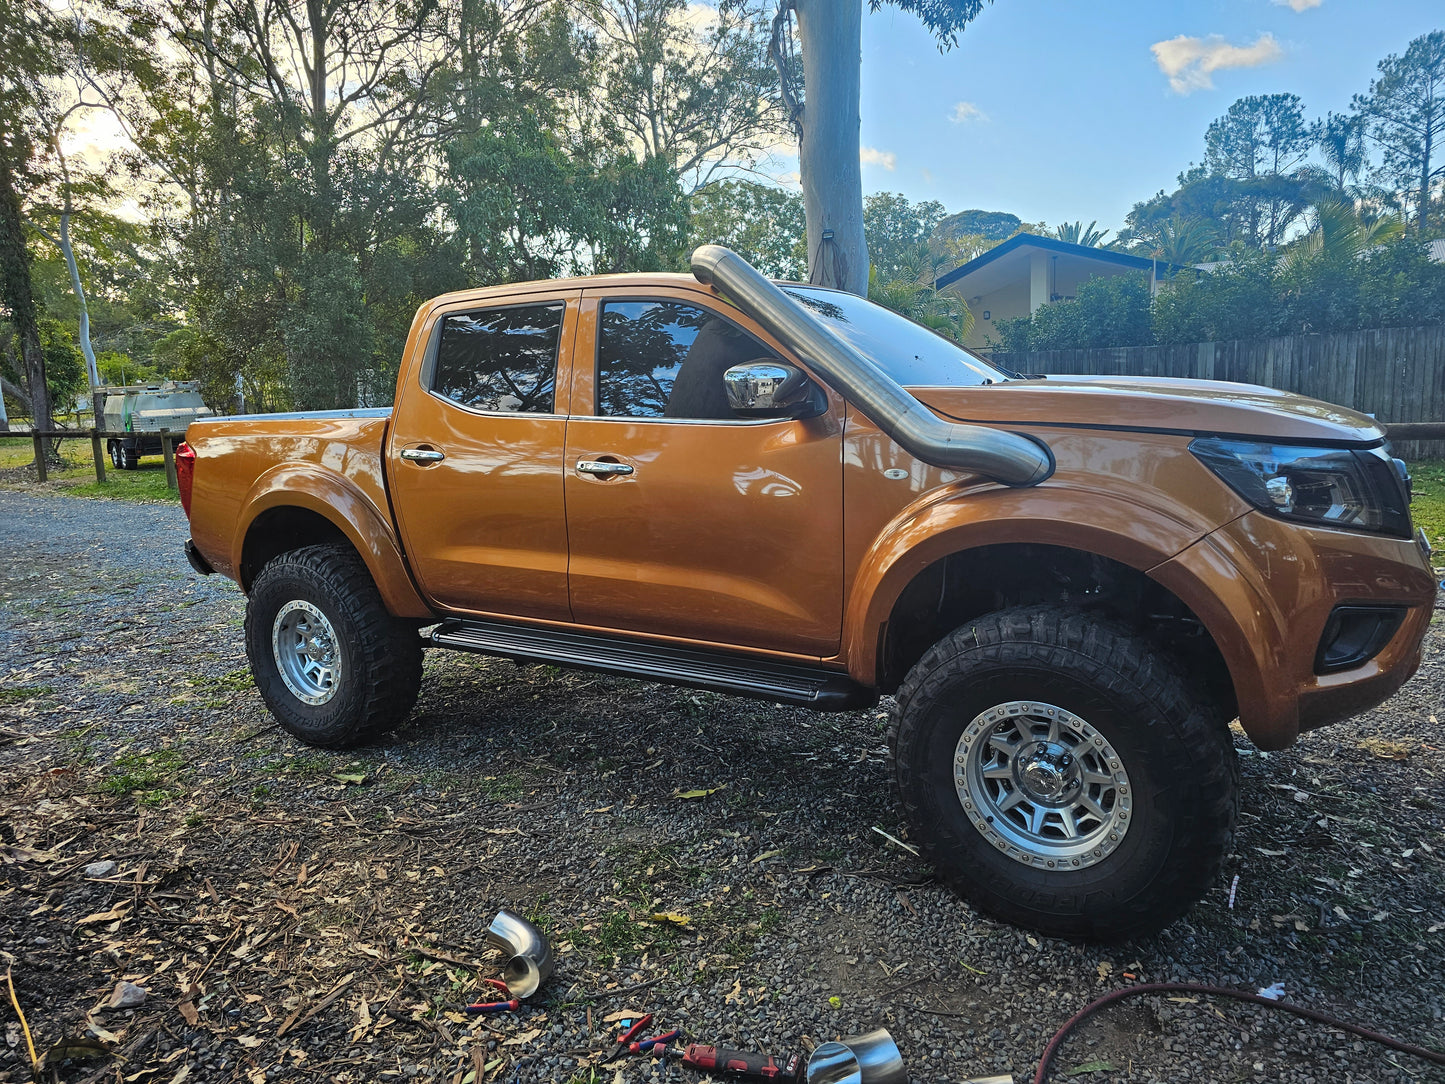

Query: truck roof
[{"left": 426, "top": 271, "right": 705, "bottom": 309}]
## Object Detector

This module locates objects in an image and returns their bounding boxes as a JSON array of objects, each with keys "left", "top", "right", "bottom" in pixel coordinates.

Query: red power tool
[{"left": 677, "top": 1043, "right": 802, "bottom": 1082}]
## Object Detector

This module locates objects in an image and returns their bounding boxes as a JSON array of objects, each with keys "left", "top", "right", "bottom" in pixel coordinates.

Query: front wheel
[
  {"left": 890, "top": 605, "right": 1237, "bottom": 941},
  {"left": 244, "top": 543, "right": 423, "bottom": 748}
]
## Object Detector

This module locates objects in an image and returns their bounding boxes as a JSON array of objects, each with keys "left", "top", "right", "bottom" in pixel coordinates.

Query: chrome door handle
[
  {"left": 400, "top": 447, "right": 446, "bottom": 463},
  {"left": 575, "top": 459, "right": 633, "bottom": 477}
]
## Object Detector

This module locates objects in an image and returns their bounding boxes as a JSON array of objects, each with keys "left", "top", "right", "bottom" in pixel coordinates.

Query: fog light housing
[{"left": 1314, "top": 605, "right": 1405, "bottom": 674}]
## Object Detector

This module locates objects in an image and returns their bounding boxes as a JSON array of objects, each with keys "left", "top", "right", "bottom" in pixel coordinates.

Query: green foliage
[
  {"left": 1353, "top": 30, "right": 1445, "bottom": 234},
  {"left": 96, "top": 350, "right": 161, "bottom": 387},
  {"left": 38, "top": 318, "right": 86, "bottom": 408},
  {"left": 933, "top": 208, "right": 1022, "bottom": 243},
  {"left": 864, "top": 192, "right": 949, "bottom": 284},
  {"left": 1053, "top": 220, "right": 1110, "bottom": 247},
  {"left": 1202, "top": 94, "right": 1314, "bottom": 248},
  {"left": 871, "top": 0, "right": 993, "bottom": 49},
  {"left": 1409, "top": 460, "right": 1445, "bottom": 551},
  {"left": 996, "top": 273, "right": 1153, "bottom": 351},
  {"left": 867, "top": 268, "right": 972, "bottom": 342},
  {"left": 688, "top": 180, "right": 806, "bottom": 280}
]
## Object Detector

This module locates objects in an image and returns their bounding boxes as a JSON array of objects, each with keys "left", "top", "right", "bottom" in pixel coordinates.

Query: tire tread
[{"left": 890, "top": 604, "right": 1237, "bottom": 940}]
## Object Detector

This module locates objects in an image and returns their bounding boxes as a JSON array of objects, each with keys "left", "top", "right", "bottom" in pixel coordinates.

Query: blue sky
[{"left": 852, "top": 0, "right": 1443, "bottom": 232}]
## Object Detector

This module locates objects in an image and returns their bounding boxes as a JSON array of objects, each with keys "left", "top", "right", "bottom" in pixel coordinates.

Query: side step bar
[{"left": 430, "top": 619, "right": 876, "bottom": 712}]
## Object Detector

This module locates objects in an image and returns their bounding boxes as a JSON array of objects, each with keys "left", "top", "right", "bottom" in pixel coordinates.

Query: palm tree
[
  {"left": 1053, "top": 220, "right": 1110, "bottom": 247},
  {"left": 1284, "top": 197, "right": 1404, "bottom": 269},
  {"left": 1314, "top": 112, "right": 1368, "bottom": 192},
  {"left": 1134, "top": 217, "right": 1218, "bottom": 266},
  {"left": 867, "top": 268, "right": 975, "bottom": 343}
]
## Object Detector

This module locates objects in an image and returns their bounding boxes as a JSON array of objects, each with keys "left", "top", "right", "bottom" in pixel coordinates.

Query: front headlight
[{"left": 1190, "top": 438, "right": 1412, "bottom": 538}]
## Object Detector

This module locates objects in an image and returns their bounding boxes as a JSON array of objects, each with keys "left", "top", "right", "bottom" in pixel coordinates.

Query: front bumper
[{"left": 1152, "top": 512, "right": 1437, "bottom": 750}]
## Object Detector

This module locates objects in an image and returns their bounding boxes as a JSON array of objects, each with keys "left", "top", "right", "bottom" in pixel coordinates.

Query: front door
[
  {"left": 389, "top": 293, "right": 578, "bottom": 620},
  {"left": 563, "top": 290, "right": 844, "bottom": 657}
]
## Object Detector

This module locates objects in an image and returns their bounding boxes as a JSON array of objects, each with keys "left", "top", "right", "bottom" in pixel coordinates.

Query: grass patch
[
  {"left": 0, "top": 684, "right": 54, "bottom": 703},
  {"left": 0, "top": 435, "right": 180, "bottom": 503},
  {"left": 1409, "top": 459, "right": 1444, "bottom": 551},
  {"left": 187, "top": 668, "right": 256, "bottom": 708},
  {"left": 102, "top": 748, "right": 188, "bottom": 805}
]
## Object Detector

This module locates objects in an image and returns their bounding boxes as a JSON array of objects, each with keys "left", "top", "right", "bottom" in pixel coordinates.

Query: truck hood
[{"left": 908, "top": 375, "right": 1385, "bottom": 445}]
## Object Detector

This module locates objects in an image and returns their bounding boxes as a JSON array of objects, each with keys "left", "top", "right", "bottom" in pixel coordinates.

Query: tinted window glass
[
  {"left": 784, "top": 287, "right": 1008, "bottom": 387},
  {"left": 597, "top": 300, "right": 775, "bottom": 419},
  {"left": 433, "top": 304, "right": 563, "bottom": 413}
]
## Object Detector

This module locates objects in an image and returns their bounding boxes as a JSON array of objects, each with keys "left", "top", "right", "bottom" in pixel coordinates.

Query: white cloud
[
  {"left": 921, "top": 167, "right": 935, "bottom": 185},
  {"left": 1273, "top": 0, "right": 1321, "bottom": 10},
  {"left": 1150, "top": 32, "right": 1284, "bottom": 94},
  {"left": 860, "top": 146, "right": 896, "bottom": 170},
  {"left": 949, "top": 101, "right": 987, "bottom": 123}
]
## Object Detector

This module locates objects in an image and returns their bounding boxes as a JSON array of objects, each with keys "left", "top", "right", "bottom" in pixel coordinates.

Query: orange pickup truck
[{"left": 179, "top": 246, "right": 1436, "bottom": 939}]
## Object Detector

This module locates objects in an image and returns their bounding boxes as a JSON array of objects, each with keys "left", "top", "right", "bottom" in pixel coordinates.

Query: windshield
[{"left": 784, "top": 287, "right": 1010, "bottom": 387}]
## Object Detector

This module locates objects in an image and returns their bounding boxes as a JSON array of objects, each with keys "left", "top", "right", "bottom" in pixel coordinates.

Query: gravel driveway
[{"left": 1, "top": 489, "right": 1443, "bottom": 1084}]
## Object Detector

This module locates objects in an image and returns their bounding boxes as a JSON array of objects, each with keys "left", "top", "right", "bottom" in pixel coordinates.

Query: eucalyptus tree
[{"left": 770, "top": 0, "right": 995, "bottom": 295}]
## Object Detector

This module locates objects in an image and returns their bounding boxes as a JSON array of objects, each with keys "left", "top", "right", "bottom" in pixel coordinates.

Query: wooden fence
[
  {"left": 20, "top": 428, "right": 180, "bottom": 490},
  {"left": 988, "top": 325, "right": 1445, "bottom": 460}
]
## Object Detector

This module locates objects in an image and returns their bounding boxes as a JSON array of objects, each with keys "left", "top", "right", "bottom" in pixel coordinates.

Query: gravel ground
[{"left": 1, "top": 488, "right": 1443, "bottom": 1084}]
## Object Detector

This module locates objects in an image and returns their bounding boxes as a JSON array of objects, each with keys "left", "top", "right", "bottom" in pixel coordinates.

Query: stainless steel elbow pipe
[
  {"left": 805, "top": 1027, "right": 907, "bottom": 1084},
  {"left": 691, "top": 244, "right": 1054, "bottom": 488},
  {"left": 485, "top": 909, "right": 553, "bottom": 999}
]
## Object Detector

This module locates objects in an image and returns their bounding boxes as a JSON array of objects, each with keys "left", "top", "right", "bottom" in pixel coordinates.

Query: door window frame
[
  {"left": 571, "top": 286, "right": 841, "bottom": 424},
  {"left": 416, "top": 292, "right": 581, "bottom": 420}
]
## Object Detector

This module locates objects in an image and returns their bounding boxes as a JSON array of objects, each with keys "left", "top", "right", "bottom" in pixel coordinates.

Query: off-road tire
[
  {"left": 889, "top": 605, "right": 1237, "bottom": 941},
  {"left": 244, "top": 543, "right": 423, "bottom": 749}
]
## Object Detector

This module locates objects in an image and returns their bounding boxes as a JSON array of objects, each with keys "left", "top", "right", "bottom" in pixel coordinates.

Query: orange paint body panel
[
  {"left": 562, "top": 290, "right": 845, "bottom": 655},
  {"left": 181, "top": 269, "right": 1438, "bottom": 753}
]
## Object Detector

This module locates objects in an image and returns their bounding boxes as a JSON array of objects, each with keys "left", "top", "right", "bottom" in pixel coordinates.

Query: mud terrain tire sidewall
[
  {"left": 245, "top": 543, "right": 423, "bottom": 748},
  {"left": 892, "top": 605, "right": 1237, "bottom": 941}
]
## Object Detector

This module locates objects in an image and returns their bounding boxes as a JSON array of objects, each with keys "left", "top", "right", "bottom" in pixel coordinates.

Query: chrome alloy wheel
[
  {"left": 955, "top": 700, "right": 1131, "bottom": 870},
  {"left": 272, "top": 600, "right": 341, "bottom": 706}
]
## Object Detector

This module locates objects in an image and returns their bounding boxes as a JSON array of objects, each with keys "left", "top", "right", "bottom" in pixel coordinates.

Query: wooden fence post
[
  {"left": 32, "top": 433, "right": 47, "bottom": 483},
  {"left": 90, "top": 428, "right": 106, "bottom": 484},
  {"left": 161, "top": 428, "right": 178, "bottom": 491}
]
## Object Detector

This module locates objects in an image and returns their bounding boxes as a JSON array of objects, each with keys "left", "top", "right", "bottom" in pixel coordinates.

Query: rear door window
[{"left": 432, "top": 303, "right": 564, "bottom": 413}]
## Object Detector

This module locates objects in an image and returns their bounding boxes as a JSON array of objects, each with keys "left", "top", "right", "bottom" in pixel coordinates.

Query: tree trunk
[
  {"left": 0, "top": 154, "right": 53, "bottom": 434},
  {"left": 58, "top": 209, "right": 103, "bottom": 416},
  {"left": 1419, "top": 120, "right": 1433, "bottom": 236},
  {"left": 794, "top": 0, "right": 868, "bottom": 295}
]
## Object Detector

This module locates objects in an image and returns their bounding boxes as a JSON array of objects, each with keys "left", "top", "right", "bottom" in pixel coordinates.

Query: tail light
[{"left": 176, "top": 441, "right": 196, "bottom": 517}]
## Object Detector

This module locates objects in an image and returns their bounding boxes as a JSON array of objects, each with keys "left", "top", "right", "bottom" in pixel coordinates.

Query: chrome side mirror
[{"left": 724, "top": 360, "right": 824, "bottom": 419}]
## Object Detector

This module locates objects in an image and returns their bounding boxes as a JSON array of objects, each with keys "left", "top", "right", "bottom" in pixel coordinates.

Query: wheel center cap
[
  {"left": 303, "top": 634, "right": 331, "bottom": 661},
  {"left": 1019, "top": 743, "right": 1077, "bottom": 801}
]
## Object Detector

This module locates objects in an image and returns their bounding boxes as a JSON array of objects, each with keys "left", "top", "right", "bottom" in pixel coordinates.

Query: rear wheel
[
  {"left": 244, "top": 543, "right": 423, "bottom": 748},
  {"left": 108, "top": 441, "right": 124, "bottom": 469},
  {"left": 890, "top": 605, "right": 1236, "bottom": 941}
]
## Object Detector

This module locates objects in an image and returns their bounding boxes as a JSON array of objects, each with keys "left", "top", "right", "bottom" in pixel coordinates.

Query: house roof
[{"left": 935, "top": 233, "right": 1190, "bottom": 297}]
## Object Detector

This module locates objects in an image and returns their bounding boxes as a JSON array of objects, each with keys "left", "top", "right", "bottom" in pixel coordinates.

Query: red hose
[{"left": 1035, "top": 981, "right": 1445, "bottom": 1084}]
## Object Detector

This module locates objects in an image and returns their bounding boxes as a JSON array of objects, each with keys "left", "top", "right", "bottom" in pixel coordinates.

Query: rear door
[
  {"left": 389, "top": 292, "right": 579, "bottom": 620},
  {"left": 562, "top": 289, "right": 844, "bottom": 657}
]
